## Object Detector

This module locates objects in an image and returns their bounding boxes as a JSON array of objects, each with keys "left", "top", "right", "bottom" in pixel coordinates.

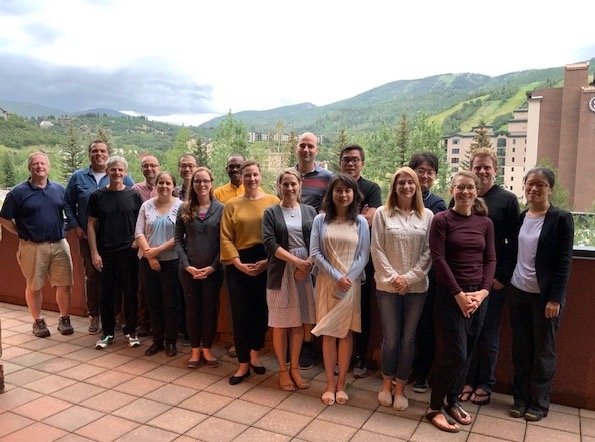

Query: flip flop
[
  {"left": 321, "top": 391, "right": 335, "bottom": 406},
  {"left": 335, "top": 390, "right": 349, "bottom": 405},
  {"left": 446, "top": 402, "right": 473, "bottom": 425},
  {"left": 471, "top": 390, "right": 491, "bottom": 406},
  {"left": 426, "top": 409, "right": 460, "bottom": 433},
  {"left": 457, "top": 385, "right": 473, "bottom": 402}
]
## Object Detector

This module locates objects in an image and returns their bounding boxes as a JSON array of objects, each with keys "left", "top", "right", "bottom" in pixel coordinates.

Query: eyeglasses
[
  {"left": 340, "top": 157, "right": 361, "bottom": 164},
  {"left": 193, "top": 179, "right": 212, "bottom": 185},
  {"left": 415, "top": 168, "right": 436, "bottom": 176},
  {"left": 525, "top": 182, "right": 549, "bottom": 189},
  {"left": 453, "top": 184, "right": 477, "bottom": 191},
  {"left": 180, "top": 164, "right": 196, "bottom": 170}
]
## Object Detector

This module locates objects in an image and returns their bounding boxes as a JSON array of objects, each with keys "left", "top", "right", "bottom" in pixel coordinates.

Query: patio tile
[
  {"left": 42, "top": 404, "right": 104, "bottom": 431},
  {"left": 54, "top": 433, "right": 96, "bottom": 442},
  {"left": 41, "top": 342, "right": 85, "bottom": 356},
  {"left": 171, "top": 370, "right": 220, "bottom": 390},
  {"left": 0, "top": 386, "right": 42, "bottom": 411},
  {"left": 116, "top": 425, "right": 179, "bottom": 441},
  {"left": 112, "top": 375, "right": 165, "bottom": 396},
  {"left": 1, "top": 421, "right": 68, "bottom": 441},
  {"left": 144, "top": 383, "right": 198, "bottom": 406},
  {"left": 233, "top": 427, "right": 291, "bottom": 441},
  {"left": 410, "top": 421, "right": 469, "bottom": 441},
  {"left": 5, "top": 367, "right": 50, "bottom": 386},
  {"left": 178, "top": 391, "right": 233, "bottom": 415},
  {"left": 362, "top": 410, "right": 419, "bottom": 440},
  {"left": 524, "top": 424, "right": 581, "bottom": 441},
  {"left": 2, "top": 332, "right": 38, "bottom": 346},
  {"left": 148, "top": 407, "right": 208, "bottom": 433},
  {"left": 530, "top": 410, "right": 580, "bottom": 433},
  {"left": 84, "top": 369, "right": 135, "bottom": 389},
  {"left": 317, "top": 402, "right": 373, "bottom": 427},
  {"left": 116, "top": 358, "right": 161, "bottom": 376},
  {"left": 352, "top": 429, "right": 409, "bottom": 441},
  {"left": 205, "top": 375, "right": 258, "bottom": 399},
  {"left": 23, "top": 374, "right": 77, "bottom": 394},
  {"left": 276, "top": 390, "right": 327, "bottom": 417},
  {"left": 33, "top": 356, "right": 81, "bottom": 373},
  {"left": 471, "top": 413, "right": 526, "bottom": 441},
  {"left": 79, "top": 389, "right": 137, "bottom": 413},
  {"left": 12, "top": 395, "right": 72, "bottom": 420},
  {"left": 112, "top": 397, "right": 172, "bottom": 423},
  {"left": 61, "top": 347, "right": 105, "bottom": 362},
  {"left": 184, "top": 416, "right": 247, "bottom": 442},
  {"left": 75, "top": 415, "right": 140, "bottom": 442},
  {"left": 59, "top": 363, "right": 107, "bottom": 380},
  {"left": 0, "top": 412, "right": 35, "bottom": 438},
  {"left": 90, "top": 352, "right": 134, "bottom": 369},
  {"left": 1, "top": 345, "right": 41, "bottom": 360},
  {"left": 297, "top": 418, "right": 358, "bottom": 442},
  {"left": 142, "top": 364, "right": 188, "bottom": 382},
  {"left": 215, "top": 398, "right": 271, "bottom": 425},
  {"left": 19, "top": 336, "right": 61, "bottom": 351},
  {"left": 51, "top": 381, "right": 106, "bottom": 404},
  {"left": 254, "top": 408, "right": 313, "bottom": 437},
  {"left": 240, "top": 385, "right": 292, "bottom": 408},
  {"left": 581, "top": 408, "right": 595, "bottom": 419},
  {"left": 582, "top": 417, "right": 595, "bottom": 437}
]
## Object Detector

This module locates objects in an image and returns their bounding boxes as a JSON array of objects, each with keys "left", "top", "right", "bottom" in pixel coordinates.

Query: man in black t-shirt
[
  {"left": 339, "top": 144, "right": 382, "bottom": 378},
  {"left": 87, "top": 156, "right": 142, "bottom": 350}
]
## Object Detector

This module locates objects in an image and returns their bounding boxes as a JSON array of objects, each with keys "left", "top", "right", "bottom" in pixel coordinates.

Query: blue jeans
[
  {"left": 465, "top": 288, "right": 505, "bottom": 393},
  {"left": 377, "top": 290, "right": 427, "bottom": 382}
]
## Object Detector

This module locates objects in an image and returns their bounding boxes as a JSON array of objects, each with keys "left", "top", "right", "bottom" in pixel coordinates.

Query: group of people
[{"left": 0, "top": 133, "right": 574, "bottom": 433}]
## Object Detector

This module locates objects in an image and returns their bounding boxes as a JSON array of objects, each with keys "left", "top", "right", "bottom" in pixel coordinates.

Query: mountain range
[{"left": 2, "top": 58, "right": 593, "bottom": 137}]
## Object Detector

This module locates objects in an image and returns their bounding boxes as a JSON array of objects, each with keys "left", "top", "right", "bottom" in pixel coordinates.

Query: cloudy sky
[{"left": 1, "top": 0, "right": 593, "bottom": 126}]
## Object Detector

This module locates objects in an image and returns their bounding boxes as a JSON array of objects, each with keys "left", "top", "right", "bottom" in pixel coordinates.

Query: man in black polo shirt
[
  {"left": 339, "top": 143, "right": 382, "bottom": 377},
  {"left": 87, "top": 156, "right": 142, "bottom": 349},
  {"left": 0, "top": 152, "right": 74, "bottom": 338}
]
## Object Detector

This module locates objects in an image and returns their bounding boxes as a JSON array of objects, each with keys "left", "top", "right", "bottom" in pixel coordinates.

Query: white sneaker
[{"left": 125, "top": 334, "right": 140, "bottom": 348}]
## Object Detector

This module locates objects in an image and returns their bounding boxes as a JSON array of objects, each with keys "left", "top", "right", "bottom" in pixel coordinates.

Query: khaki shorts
[{"left": 17, "top": 239, "right": 74, "bottom": 291}]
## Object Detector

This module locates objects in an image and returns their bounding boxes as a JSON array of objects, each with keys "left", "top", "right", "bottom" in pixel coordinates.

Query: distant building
[
  {"left": 39, "top": 120, "right": 54, "bottom": 128},
  {"left": 527, "top": 62, "right": 595, "bottom": 211},
  {"left": 444, "top": 108, "right": 529, "bottom": 198}
]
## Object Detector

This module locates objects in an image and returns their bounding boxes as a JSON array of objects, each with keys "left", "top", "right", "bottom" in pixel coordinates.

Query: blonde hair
[
  {"left": 385, "top": 167, "right": 425, "bottom": 217},
  {"left": 276, "top": 168, "right": 303, "bottom": 202}
]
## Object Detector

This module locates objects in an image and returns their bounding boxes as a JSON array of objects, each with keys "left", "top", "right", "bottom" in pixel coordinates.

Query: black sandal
[
  {"left": 446, "top": 402, "right": 473, "bottom": 425},
  {"left": 426, "top": 409, "right": 460, "bottom": 433}
]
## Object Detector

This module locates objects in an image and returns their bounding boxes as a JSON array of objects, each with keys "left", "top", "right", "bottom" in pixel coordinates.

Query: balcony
[{"left": 1, "top": 232, "right": 594, "bottom": 440}]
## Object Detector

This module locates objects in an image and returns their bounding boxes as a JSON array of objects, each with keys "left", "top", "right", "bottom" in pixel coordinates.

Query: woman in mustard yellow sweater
[{"left": 220, "top": 160, "right": 280, "bottom": 385}]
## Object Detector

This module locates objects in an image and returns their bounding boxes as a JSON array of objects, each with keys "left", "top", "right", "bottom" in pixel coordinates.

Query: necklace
[{"left": 281, "top": 205, "right": 299, "bottom": 217}]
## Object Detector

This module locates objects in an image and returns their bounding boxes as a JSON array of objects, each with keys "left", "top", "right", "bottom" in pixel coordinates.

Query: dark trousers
[
  {"left": 430, "top": 285, "right": 487, "bottom": 410},
  {"left": 140, "top": 258, "right": 180, "bottom": 345},
  {"left": 99, "top": 248, "right": 138, "bottom": 336},
  {"left": 465, "top": 287, "right": 505, "bottom": 393},
  {"left": 136, "top": 273, "right": 151, "bottom": 332},
  {"left": 79, "top": 237, "right": 101, "bottom": 317},
  {"left": 510, "top": 286, "right": 560, "bottom": 412},
  {"left": 179, "top": 268, "right": 224, "bottom": 348},
  {"left": 354, "top": 259, "right": 374, "bottom": 359},
  {"left": 226, "top": 245, "right": 268, "bottom": 364},
  {"left": 412, "top": 270, "right": 437, "bottom": 383}
]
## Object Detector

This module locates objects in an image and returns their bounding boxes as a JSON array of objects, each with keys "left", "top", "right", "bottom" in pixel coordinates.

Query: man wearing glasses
[{"left": 339, "top": 144, "right": 382, "bottom": 378}]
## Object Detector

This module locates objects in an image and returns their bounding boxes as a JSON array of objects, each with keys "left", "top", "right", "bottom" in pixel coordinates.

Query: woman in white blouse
[
  {"left": 135, "top": 172, "right": 183, "bottom": 357},
  {"left": 371, "top": 166, "right": 433, "bottom": 410}
]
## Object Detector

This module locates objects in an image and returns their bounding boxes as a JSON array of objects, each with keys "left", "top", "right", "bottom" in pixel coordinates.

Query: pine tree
[
  {"left": 285, "top": 131, "right": 298, "bottom": 167},
  {"left": 394, "top": 114, "right": 409, "bottom": 167},
  {"left": 2, "top": 152, "right": 16, "bottom": 188},
  {"left": 462, "top": 119, "right": 493, "bottom": 170},
  {"left": 59, "top": 124, "right": 84, "bottom": 182}
]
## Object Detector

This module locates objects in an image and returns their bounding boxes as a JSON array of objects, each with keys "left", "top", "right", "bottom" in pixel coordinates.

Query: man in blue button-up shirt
[{"left": 64, "top": 140, "right": 134, "bottom": 333}]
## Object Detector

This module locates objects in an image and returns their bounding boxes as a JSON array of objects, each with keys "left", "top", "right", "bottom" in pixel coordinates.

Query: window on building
[
  {"left": 512, "top": 157, "right": 515, "bottom": 162},
  {"left": 452, "top": 139, "right": 460, "bottom": 145},
  {"left": 512, "top": 167, "right": 514, "bottom": 172},
  {"left": 511, "top": 176, "right": 514, "bottom": 181},
  {"left": 451, "top": 157, "right": 459, "bottom": 164},
  {"left": 513, "top": 139, "right": 516, "bottom": 145},
  {"left": 497, "top": 148, "right": 506, "bottom": 157},
  {"left": 497, "top": 138, "right": 506, "bottom": 147},
  {"left": 452, "top": 148, "right": 459, "bottom": 154},
  {"left": 513, "top": 148, "right": 516, "bottom": 153},
  {"left": 452, "top": 167, "right": 459, "bottom": 173}
]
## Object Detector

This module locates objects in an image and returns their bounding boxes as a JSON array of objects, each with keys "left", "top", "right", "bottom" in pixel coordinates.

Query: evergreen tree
[
  {"left": 210, "top": 111, "right": 249, "bottom": 186},
  {"left": 331, "top": 129, "right": 350, "bottom": 173},
  {"left": 2, "top": 152, "right": 16, "bottom": 188},
  {"left": 59, "top": 124, "right": 85, "bottom": 182},
  {"left": 462, "top": 119, "right": 493, "bottom": 170},
  {"left": 394, "top": 114, "right": 409, "bottom": 167},
  {"left": 190, "top": 136, "right": 209, "bottom": 169},
  {"left": 285, "top": 131, "right": 298, "bottom": 167}
]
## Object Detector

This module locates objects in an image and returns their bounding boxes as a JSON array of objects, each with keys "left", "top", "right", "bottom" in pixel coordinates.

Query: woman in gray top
[
  {"left": 175, "top": 167, "right": 224, "bottom": 368},
  {"left": 262, "top": 169, "right": 316, "bottom": 391}
]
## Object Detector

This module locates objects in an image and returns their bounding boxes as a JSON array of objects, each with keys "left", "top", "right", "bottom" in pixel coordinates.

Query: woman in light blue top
[{"left": 135, "top": 172, "right": 183, "bottom": 357}]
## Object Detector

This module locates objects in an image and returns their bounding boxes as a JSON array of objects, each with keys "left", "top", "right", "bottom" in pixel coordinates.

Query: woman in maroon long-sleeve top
[{"left": 425, "top": 171, "right": 496, "bottom": 433}]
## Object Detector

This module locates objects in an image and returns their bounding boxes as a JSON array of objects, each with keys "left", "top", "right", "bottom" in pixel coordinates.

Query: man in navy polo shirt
[
  {"left": 64, "top": 140, "right": 134, "bottom": 334},
  {"left": 0, "top": 152, "right": 74, "bottom": 338}
]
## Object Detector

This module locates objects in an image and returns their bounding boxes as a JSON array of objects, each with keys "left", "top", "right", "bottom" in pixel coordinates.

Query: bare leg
[
  {"left": 189, "top": 347, "right": 201, "bottom": 362},
  {"left": 55, "top": 285, "right": 71, "bottom": 316},
  {"left": 289, "top": 326, "right": 308, "bottom": 388},
  {"left": 234, "top": 361, "right": 250, "bottom": 377},
  {"left": 272, "top": 327, "right": 288, "bottom": 369},
  {"left": 322, "top": 335, "right": 338, "bottom": 394},
  {"left": 336, "top": 331, "right": 353, "bottom": 392},
  {"left": 249, "top": 349, "right": 261, "bottom": 367},
  {"left": 24, "top": 287, "right": 43, "bottom": 320},
  {"left": 381, "top": 375, "right": 393, "bottom": 395}
]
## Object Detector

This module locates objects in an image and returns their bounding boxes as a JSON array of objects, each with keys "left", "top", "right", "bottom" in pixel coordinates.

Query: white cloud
[{"left": 1, "top": 0, "right": 593, "bottom": 125}]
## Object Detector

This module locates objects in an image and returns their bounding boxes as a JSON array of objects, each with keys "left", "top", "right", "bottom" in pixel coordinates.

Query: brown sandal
[
  {"left": 290, "top": 368, "right": 309, "bottom": 389},
  {"left": 279, "top": 370, "right": 296, "bottom": 391}
]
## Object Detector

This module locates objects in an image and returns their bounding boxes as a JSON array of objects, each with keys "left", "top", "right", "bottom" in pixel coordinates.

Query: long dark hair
[{"left": 321, "top": 173, "right": 362, "bottom": 223}]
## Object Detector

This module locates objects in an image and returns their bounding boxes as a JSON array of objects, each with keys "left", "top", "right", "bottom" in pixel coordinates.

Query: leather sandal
[
  {"left": 426, "top": 409, "right": 460, "bottom": 433},
  {"left": 446, "top": 402, "right": 473, "bottom": 425}
]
